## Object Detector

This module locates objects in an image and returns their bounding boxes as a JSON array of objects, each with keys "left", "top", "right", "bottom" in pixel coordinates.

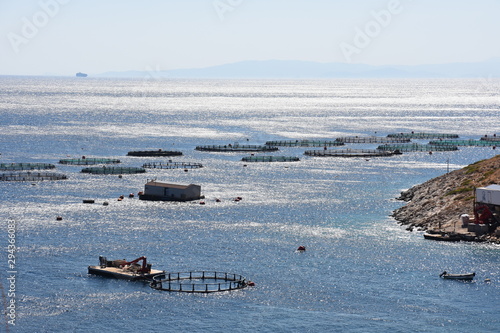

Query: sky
[{"left": 1, "top": 0, "right": 499, "bottom": 76}]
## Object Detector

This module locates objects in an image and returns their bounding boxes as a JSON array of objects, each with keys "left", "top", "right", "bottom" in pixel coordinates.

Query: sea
[{"left": 0, "top": 77, "right": 499, "bottom": 333}]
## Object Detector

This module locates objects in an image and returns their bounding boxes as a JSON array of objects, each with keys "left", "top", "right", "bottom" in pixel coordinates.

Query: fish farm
[
  {"left": 335, "top": 136, "right": 411, "bottom": 143},
  {"left": 480, "top": 136, "right": 500, "bottom": 142},
  {"left": 241, "top": 156, "right": 300, "bottom": 162},
  {"left": 264, "top": 140, "right": 344, "bottom": 147},
  {"left": 195, "top": 144, "right": 279, "bottom": 152},
  {"left": 0, "top": 171, "right": 67, "bottom": 181},
  {"left": 59, "top": 158, "right": 121, "bottom": 165},
  {"left": 150, "top": 271, "right": 250, "bottom": 293},
  {"left": 304, "top": 148, "right": 400, "bottom": 157},
  {"left": 377, "top": 143, "right": 459, "bottom": 152},
  {"left": 142, "top": 161, "right": 203, "bottom": 169},
  {"left": 81, "top": 166, "right": 146, "bottom": 174},
  {"left": 429, "top": 139, "right": 499, "bottom": 147},
  {"left": 0, "top": 163, "right": 55, "bottom": 171},
  {"left": 386, "top": 132, "right": 459, "bottom": 139},
  {"left": 127, "top": 150, "right": 183, "bottom": 157}
]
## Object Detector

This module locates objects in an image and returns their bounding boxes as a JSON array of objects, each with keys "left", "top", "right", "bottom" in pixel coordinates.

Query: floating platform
[
  {"left": 335, "top": 136, "right": 411, "bottom": 144},
  {"left": 387, "top": 132, "right": 459, "bottom": 139},
  {"left": 142, "top": 162, "right": 203, "bottom": 169},
  {"left": 429, "top": 139, "right": 499, "bottom": 147},
  {"left": 127, "top": 150, "right": 183, "bottom": 157},
  {"left": 304, "top": 148, "right": 400, "bottom": 157},
  {"left": 241, "top": 156, "right": 300, "bottom": 162},
  {"left": 0, "top": 163, "right": 55, "bottom": 171},
  {"left": 195, "top": 144, "right": 278, "bottom": 152},
  {"left": 377, "top": 143, "right": 458, "bottom": 152},
  {"left": 0, "top": 172, "right": 67, "bottom": 181},
  {"left": 424, "top": 233, "right": 461, "bottom": 242},
  {"left": 81, "top": 166, "right": 146, "bottom": 174},
  {"left": 480, "top": 135, "right": 500, "bottom": 142},
  {"left": 88, "top": 256, "right": 164, "bottom": 281},
  {"left": 59, "top": 158, "right": 121, "bottom": 165},
  {"left": 150, "top": 271, "right": 250, "bottom": 293},
  {"left": 264, "top": 140, "right": 344, "bottom": 147}
]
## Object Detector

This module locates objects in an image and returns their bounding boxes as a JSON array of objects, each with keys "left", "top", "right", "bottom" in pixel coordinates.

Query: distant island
[
  {"left": 76, "top": 72, "right": 88, "bottom": 77},
  {"left": 96, "top": 58, "right": 500, "bottom": 79}
]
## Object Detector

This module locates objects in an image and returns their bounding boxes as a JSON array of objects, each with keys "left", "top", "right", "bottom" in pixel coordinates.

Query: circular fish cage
[
  {"left": 150, "top": 271, "right": 250, "bottom": 293},
  {"left": 0, "top": 163, "right": 56, "bottom": 171},
  {"left": 0, "top": 171, "right": 67, "bottom": 181},
  {"left": 241, "top": 156, "right": 300, "bottom": 162},
  {"left": 59, "top": 158, "right": 121, "bottom": 165},
  {"left": 142, "top": 162, "right": 203, "bottom": 169},
  {"left": 81, "top": 166, "right": 146, "bottom": 174}
]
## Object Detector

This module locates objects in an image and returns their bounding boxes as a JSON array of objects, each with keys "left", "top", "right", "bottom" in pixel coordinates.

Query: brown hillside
[{"left": 392, "top": 154, "right": 500, "bottom": 233}]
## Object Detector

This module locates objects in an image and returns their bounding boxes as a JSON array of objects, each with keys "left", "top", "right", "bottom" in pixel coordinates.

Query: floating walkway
[
  {"left": 387, "top": 132, "right": 459, "bottom": 139},
  {"left": 264, "top": 140, "right": 344, "bottom": 147},
  {"left": 0, "top": 172, "right": 67, "bottom": 181},
  {"left": 195, "top": 144, "right": 278, "bottom": 152},
  {"left": 241, "top": 156, "right": 300, "bottom": 162},
  {"left": 127, "top": 150, "right": 183, "bottom": 157},
  {"left": 480, "top": 135, "right": 500, "bottom": 142},
  {"left": 59, "top": 158, "right": 121, "bottom": 165},
  {"left": 377, "top": 143, "right": 458, "bottom": 152},
  {"left": 304, "top": 148, "right": 399, "bottom": 157},
  {"left": 81, "top": 166, "right": 146, "bottom": 174},
  {"left": 142, "top": 162, "right": 203, "bottom": 169},
  {"left": 335, "top": 136, "right": 411, "bottom": 143},
  {"left": 150, "top": 271, "right": 249, "bottom": 293},
  {"left": 429, "top": 139, "right": 499, "bottom": 147},
  {"left": 0, "top": 163, "right": 55, "bottom": 171}
]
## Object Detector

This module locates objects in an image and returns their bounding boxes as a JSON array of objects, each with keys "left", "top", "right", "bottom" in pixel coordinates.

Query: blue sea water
[{"left": 0, "top": 77, "right": 499, "bottom": 333}]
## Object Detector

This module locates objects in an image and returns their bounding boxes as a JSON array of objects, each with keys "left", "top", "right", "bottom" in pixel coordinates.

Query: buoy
[
  {"left": 247, "top": 281, "right": 255, "bottom": 287},
  {"left": 138, "top": 191, "right": 143, "bottom": 196},
  {"left": 129, "top": 193, "right": 134, "bottom": 198},
  {"left": 56, "top": 216, "right": 63, "bottom": 221},
  {"left": 103, "top": 201, "right": 109, "bottom": 206},
  {"left": 119, "top": 195, "right": 124, "bottom": 199},
  {"left": 199, "top": 201, "right": 205, "bottom": 205},
  {"left": 297, "top": 246, "right": 306, "bottom": 252},
  {"left": 485, "top": 278, "right": 491, "bottom": 283},
  {"left": 184, "top": 169, "right": 188, "bottom": 172},
  {"left": 215, "top": 198, "right": 221, "bottom": 202},
  {"left": 118, "top": 175, "right": 123, "bottom": 178},
  {"left": 83, "top": 199, "right": 95, "bottom": 204}
]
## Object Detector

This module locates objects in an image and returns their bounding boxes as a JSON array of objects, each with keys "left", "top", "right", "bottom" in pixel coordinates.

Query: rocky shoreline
[{"left": 392, "top": 155, "right": 500, "bottom": 244}]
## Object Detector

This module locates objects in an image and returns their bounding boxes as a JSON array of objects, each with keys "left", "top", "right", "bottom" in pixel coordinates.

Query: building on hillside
[{"left": 139, "top": 180, "right": 202, "bottom": 202}]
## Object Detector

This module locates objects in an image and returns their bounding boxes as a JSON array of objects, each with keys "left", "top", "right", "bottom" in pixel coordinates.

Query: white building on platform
[{"left": 139, "top": 180, "right": 202, "bottom": 202}]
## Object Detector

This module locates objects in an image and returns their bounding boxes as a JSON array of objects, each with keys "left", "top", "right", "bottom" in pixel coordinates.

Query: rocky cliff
[{"left": 392, "top": 154, "right": 500, "bottom": 242}]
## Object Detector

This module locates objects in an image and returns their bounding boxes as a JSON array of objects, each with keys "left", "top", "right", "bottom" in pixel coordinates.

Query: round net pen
[
  {"left": 127, "top": 150, "right": 183, "bottom": 157},
  {"left": 0, "top": 163, "right": 55, "bottom": 171},
  {"left": 377, "top": 143, "right": 458, "bottom": 152},
  {"left": 241, "top": 156, "right": 300, "bottom": 162},
  {"left": 81, "top": 166, "right": 146, "bottom": 174},
  {"left": 150, "top": 271, "right": 250, "bottom": 293},
  {"left": 429, "top": 139, "right": 498, "bottom": 147},
  {"left": 335, "top": 136, "right": 411, "bottom": 143},
  {"left": 265, "top": 140, "right": 344, "bottom": 147},
  {"left": 304, "top": 148, "right": 399, "bottom": 157},
  {"left": 142, "top": 162, "right": 203, "bottom": 169},
  {"left": 195, "top": 144, "right": 279, "bottom": 152},
  {"left": 0, "top": 172, "right": 67, "bottom": 181},
  {"left": 59, "top": 158, "right": 121, "bottom": 165},
  {"left": 387, "top": 132, "right": 459, "bottom": 139}
]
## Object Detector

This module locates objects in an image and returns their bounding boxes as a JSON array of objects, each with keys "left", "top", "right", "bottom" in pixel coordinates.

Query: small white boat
[{"left": 439, "top": 271, "right": 475, "bottom": 280}]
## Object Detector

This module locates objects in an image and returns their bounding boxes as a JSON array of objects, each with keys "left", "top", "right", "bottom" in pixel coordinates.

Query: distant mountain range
[{"left": 96, "top": 58, "right": 500, "bottom": 79}]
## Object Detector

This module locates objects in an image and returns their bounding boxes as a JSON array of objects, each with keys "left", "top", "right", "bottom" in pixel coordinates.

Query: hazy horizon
[{"left": 1, "top": 0, "right": 499, "bottom": 76}]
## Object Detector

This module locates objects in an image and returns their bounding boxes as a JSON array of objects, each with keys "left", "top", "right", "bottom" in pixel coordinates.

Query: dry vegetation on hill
[{"left": 392, "top": 154, "right": 500, "bottom": 240}]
